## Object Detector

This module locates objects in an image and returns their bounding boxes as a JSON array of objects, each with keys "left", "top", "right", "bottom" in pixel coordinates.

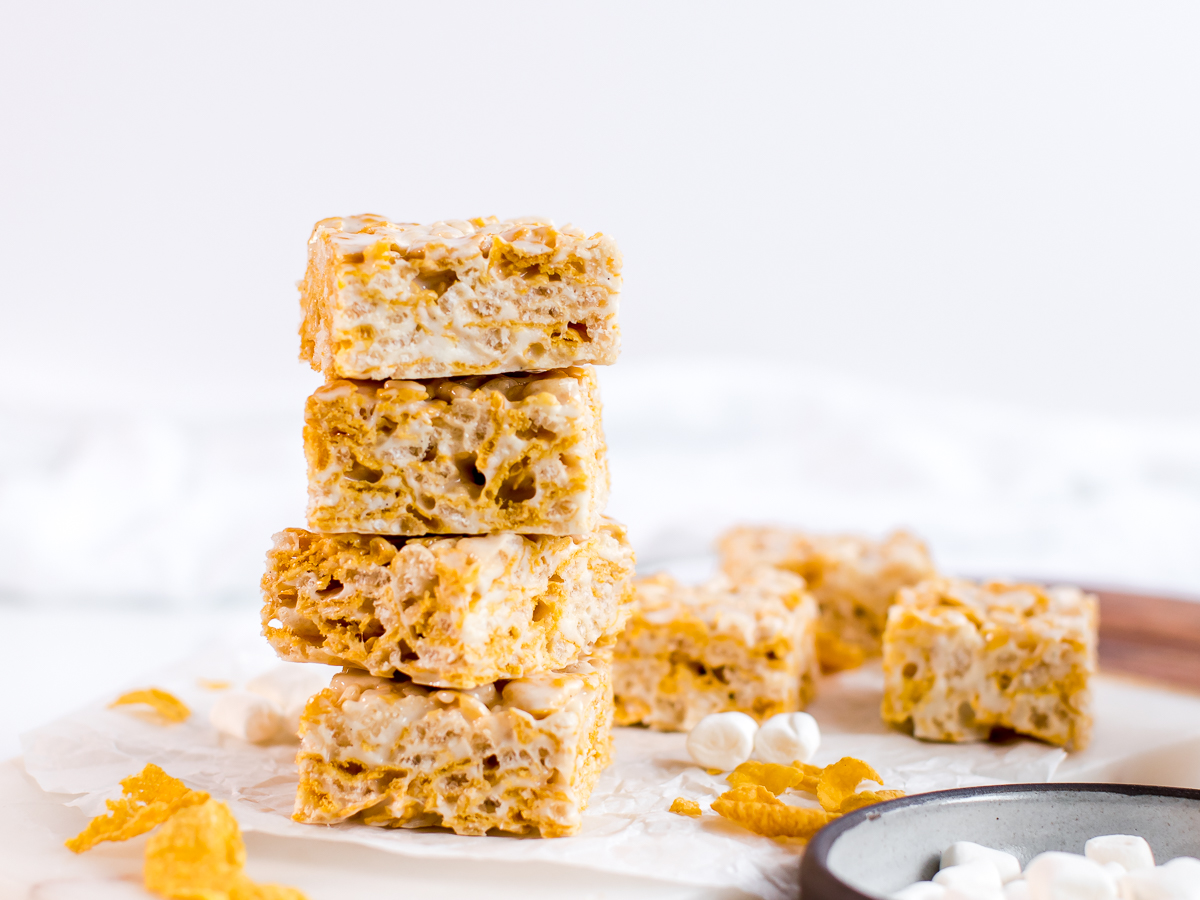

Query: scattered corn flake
[
  {"left": 669, "top": 797, "right": 702, "bottom": 818},
  {"left": 66, "top": 763, "right": 209, "bottom": 853},
  {"left": 728, "top": 760, "right": 820, "bottom": 796},
  {"left": 719, "top": 783, "right": 782, "bottom": 805},
  {"left": 143, "top": 798, "right": 307, "bottom": 900},
  {"left": 711, "top": 793, "right": 832, "bottom": 840},
  {"left": 197, "top": 679, "right": 232, "bottom": 691},
  {"left": 110, "top": 688, "right": 191, "bottom": 723},
  {"left": 816, "top": 757, "right": 883, "bottom": 813},
  {"left": 837, "top": 789, "right": 906, "bottom": 814}
]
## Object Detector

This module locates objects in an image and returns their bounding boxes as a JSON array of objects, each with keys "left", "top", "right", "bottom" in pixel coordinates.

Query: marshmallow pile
[
  {"left": 891, "top": 835, "right": 1200, "bottom": 900},
  {"left": 208, "top": 664, "right": 332, "bottom": 744},
  {"left": 686, "top": 710, "right": 821, "bottom": 770}
]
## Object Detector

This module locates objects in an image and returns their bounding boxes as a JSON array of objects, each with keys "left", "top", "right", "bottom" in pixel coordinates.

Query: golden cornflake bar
[
  {"left": 613, "top": 569, "right": 819, "bottom": 732},
  {"left": 294, "top": 656, "right": 612, "bottom": 837},
  {"left": 305, "top": 366, "right": 607, "bottom": 536},
  {"left": 719, "top": 527, "right": 935, "bottom": 671},
  {"left": 262, "top": 520, "right": 634, "bottom": 689},
  {"left": 881, "top": 578, "right": 1097, "bottom": 750},
  {"left": 300, "top": 215, "right": 621, "bottom": 380}
]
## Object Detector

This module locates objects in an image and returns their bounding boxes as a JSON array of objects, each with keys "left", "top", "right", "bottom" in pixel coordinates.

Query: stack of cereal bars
[{"left": 260, "top": 215, "right": 635, "bottom": 837}]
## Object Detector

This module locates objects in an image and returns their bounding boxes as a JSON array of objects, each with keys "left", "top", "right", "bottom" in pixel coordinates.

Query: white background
[{"left": 1, "top": 2, "right": 1198, "bottom": 607}]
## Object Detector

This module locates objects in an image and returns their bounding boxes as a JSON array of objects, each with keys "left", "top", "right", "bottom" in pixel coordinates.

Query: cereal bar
[
  {"left": 881, "top": 578, "right": 1097, "bottom": 750},
  {"left": 719, "top": 527, "right": 936, "bottom": 671},
  {"left": 300, "top": 215, "right": 621, "bottom": 380},
  {"left": 262, "top": 520, "right": 635, "bottom": 689},
  {"left": 294, "top": 655, "right": 612, "bottom": 837},
  {"left": 305, "top": 366, "right": 607, "bottom": 536},
  {"left": 613, "top": 569, "right": 819, "bottom": 732}
]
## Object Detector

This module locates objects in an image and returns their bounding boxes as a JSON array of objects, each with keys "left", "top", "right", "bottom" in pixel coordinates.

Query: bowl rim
[{"left": 799, "top": 781, "right": 1200, "bottom": 900}]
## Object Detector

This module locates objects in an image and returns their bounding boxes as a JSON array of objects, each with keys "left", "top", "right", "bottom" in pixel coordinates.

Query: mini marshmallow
[
  {"left": 934, "top": 859, "right": 1005, "bottom": 893},
  {"left": 686, "top": 711, "right": 758, "bottom": 771},
  {"left": 943, "top": 842, "right": 1023, "bottom": 884},
  {"left": 1024, "top": 852, "right": 1117, "bottom": 900},
  {"left": 891, "top": 882, "right": 947, "bottom": 900},
  {"left": 1118, "top": 861, "right": 1200, "bottom": 900},
  {"left": 209, "top": 690, "right": 283, "bottom": 743},
  {"left": 1005, "top": 881, "right": 1032, "bottom": 900},
  {"left": 246, "top": 663, "right": 334, "bottom": 738},
  {"left": 1085, "top": 836, "right": 1155, "bottom": 873},
  {"left": 752, "top": 711, "right": 821, "bottom": 765},
  {"left": 1102, "top": 863, "right": 1127, "bottom": 881}
]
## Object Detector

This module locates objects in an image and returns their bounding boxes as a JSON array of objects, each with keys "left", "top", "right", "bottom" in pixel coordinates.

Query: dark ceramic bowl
[{"left": 800, "top": 783, "right": 1200, "bottom": 899}]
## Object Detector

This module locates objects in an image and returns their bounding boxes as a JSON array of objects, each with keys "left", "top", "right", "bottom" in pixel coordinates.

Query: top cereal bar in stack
[{"left": 300, "top": 215, "right": 622, "bottom": 380}]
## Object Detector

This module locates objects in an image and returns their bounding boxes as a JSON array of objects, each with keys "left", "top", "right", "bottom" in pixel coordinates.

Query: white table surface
[{"left": 5, "top": 607, "right": 1200, "bottom": 899}]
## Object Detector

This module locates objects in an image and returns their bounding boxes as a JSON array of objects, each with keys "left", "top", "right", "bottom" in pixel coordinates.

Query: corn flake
[
  {"left": 669, "top": 797, "right": 702, "bottom": 818},
  {"left": 66, "top": 763, "right": 209, "bottom": 853},
  {"left": 111, "top": 688, "right": 191, "bottom": 723},
  {"left": 727, "top": 760, "right": 820, "bottom": 795},
  {"left": 198, "top": 678, "right": 232, "bottom": 691},
  {"left": 711, "top": 793, "right": 831, "bottom": 840},
  {"left": 838, "top": 789, "right": 906, "bottom": 814},
  {"left": 816, "top": 757, "right": 882, "bottom": 812},
  {"left": 144, "top": 798, "right": 307, "bottom": 900}
]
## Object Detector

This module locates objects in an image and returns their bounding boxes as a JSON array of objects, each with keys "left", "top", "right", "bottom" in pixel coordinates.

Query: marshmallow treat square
[
  {"left": 881, "top": 578, "right": 1096, "bottom": 750},
  {"left": 613, "top": 568, "right": 819, "bottom": 732},
  {"left": 294, "top": 654, "right": 612, "bottom": 837}
]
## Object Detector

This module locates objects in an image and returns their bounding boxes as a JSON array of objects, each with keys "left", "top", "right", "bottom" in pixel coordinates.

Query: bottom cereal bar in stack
[
  {"left": 294, "top": 655, "right": 612, "bottom": 837},
  {"left": 881, "top": 577, "right": 1097, "bottom": 750},
  {"left": 612, "top": 568, "right": 819, "bottom": 731}
]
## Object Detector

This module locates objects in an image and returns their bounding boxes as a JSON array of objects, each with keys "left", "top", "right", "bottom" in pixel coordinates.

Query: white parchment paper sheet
[{"left": 21, "top": 637, "right": 1200, "bottom": 900}]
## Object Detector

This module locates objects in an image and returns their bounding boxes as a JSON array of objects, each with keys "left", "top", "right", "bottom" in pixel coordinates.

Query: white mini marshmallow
[
  {"left": 1101, "top": 863, "right": 1127, "bottom": 881},
  {"left": 686, "top": 711, "right": 758, "bottom": 771},
  {"left": 209, "top": 690, "right": 282, "bottom": 743},
  {"left": 1024, "top": 852, "right": 1117, "bottom": 900},
  {"left": 752, "top": 711, "right": 821, "bottom": 765},
  {"left": 1086, "top": 836, "right": 1155, "bottom": 873},
  {"left": 891, "top": 882, "right": 947, "bottom": 900},
  {"left": 1005, "top": 881, "right": 1032, "bottom": 900},
  {"left": 1118, "top": 860, "right": 1200, "bottom": 900},
  {"left": 934, "top": 859, "right": 1005, "bottom": 894},
  {"left": 246, "top": 663, "right": 335, "bottom": 739},
  {"left": 943, "top": 842, "right": 1024, "bottom": 884}
]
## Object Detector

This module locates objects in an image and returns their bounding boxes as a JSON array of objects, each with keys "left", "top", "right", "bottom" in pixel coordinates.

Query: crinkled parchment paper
[{"left": 22, "top": 637, "right": 1200, "bottom": 900}]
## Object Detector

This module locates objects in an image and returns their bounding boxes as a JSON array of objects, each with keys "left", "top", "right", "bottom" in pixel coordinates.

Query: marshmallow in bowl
[
  {"left": 685, "top": 711, "right": 758, "bottom": 771},
  {"left": 752, "top": 711, "right": 820, "bottom": 765},
  {"left": 1023, "top": 852, "right": 1117, "bottom": 899},
  {"left": 1084, "top": 834, "right": 1155, "bottom": 872},
  {"left": 891, "top": 883, "right": 946, "bottom": 899},
  {"left": 942, "top": 841, "right": 1023, "bottom": 884},
  {"left": 932, "top": 859, "right": 1004, "bottom": 894}
]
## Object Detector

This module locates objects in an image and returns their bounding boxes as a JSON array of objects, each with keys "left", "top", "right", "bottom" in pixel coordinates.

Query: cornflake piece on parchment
[
  {"left": 837, "top": 790, "right": 906, "bottom": 814},
  {"left": 669, "top": 798, "right": 702, "bottom": 817},
  {"left": 66, "top": 763, "right": 209, "bottom": 853},
  {"left": 110, "top": 688, "right": 191, "bottom": 723},
  {"left": 816, "top": 757, "right": 883, "bottom": 812},
  {"left": 144, "top": 798, "right": 306, "bottom": 900},
  {"left": 708, "top": 757, "right": 904, "bottom": 840},
  {"left": 727, "top": 760, "right": 821, "bottom": 795},
  {"left": 711, "top": 784, "right": 831, "bottom": 840}
]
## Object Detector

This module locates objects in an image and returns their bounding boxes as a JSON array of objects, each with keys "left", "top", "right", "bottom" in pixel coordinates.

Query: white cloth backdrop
[{"left": 1, "top": 360, "right": 1197, "bottom": 608}]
